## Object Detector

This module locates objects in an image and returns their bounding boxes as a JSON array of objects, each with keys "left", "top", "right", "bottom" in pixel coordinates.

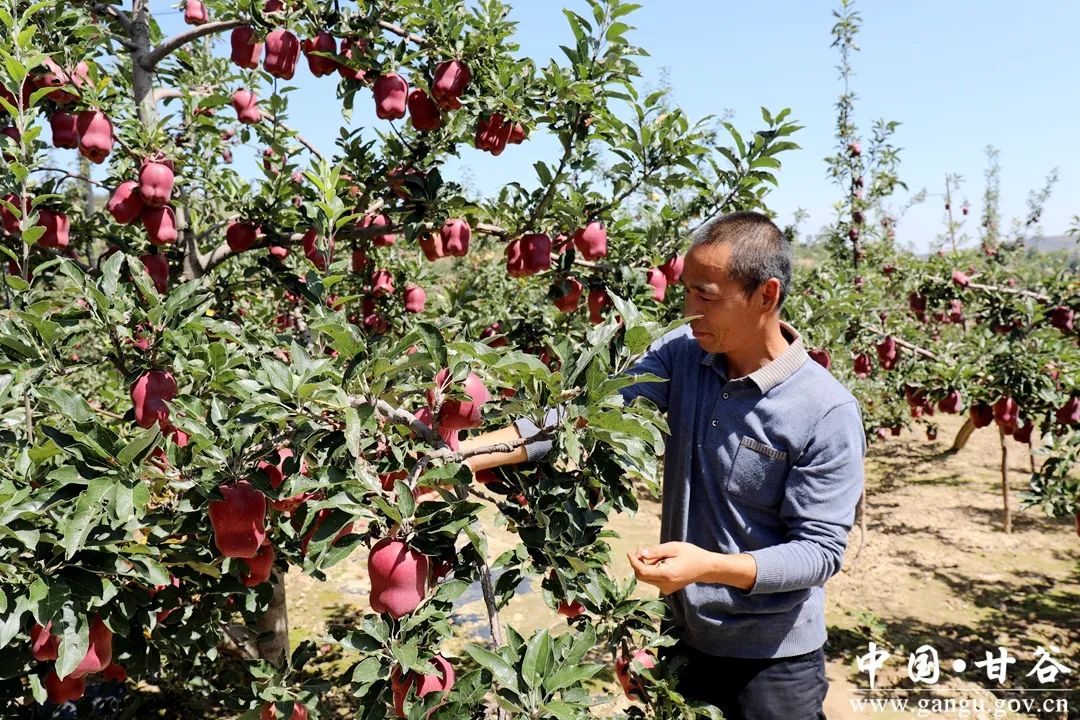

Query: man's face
[{"left": 680, "top": 243, "right": 771, "bottom": 355}]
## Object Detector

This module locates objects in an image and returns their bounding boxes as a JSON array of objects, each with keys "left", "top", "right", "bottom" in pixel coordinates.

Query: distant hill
[{"left": 1024, "top": 234, "right": 1077, "bottom": 254}]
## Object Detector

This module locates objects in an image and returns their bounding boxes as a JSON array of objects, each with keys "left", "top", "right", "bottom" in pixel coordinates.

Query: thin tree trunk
[
  {"left": 949, "top": 418, "right": 975, "bottom": 453},
  {"left": 255, "top": 569, "right": 290, "bottom": 666},
  {"left": 999, "top": 427, "right": 1011, "bottom": 534}
]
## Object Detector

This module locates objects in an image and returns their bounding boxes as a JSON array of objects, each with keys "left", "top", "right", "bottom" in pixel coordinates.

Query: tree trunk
[
  {"left": 948, "top": 418, "right": 976, "bottom": 453},
  {"left": 255, "top": 569, "right": 290, "bottom": 666},
  {"left": 999, "top": 427, "right": 1011, "bottom": 534}
]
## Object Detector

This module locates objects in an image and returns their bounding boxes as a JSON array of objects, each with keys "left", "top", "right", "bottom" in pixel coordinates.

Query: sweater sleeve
[
  {"left": 513, "top": 327, "right": 682, "bottom": 462},
  {"left": 742, "top": 400, "right": 866, "bottom": 595}
]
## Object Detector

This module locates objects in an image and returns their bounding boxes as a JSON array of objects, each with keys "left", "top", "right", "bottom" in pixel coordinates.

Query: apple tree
[{"left": 0, "top": 0, "right": 799, "bottom": 716}]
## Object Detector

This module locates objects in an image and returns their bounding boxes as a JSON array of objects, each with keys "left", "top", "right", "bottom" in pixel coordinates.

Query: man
[{"left": 460, "top": 211, "right": 865, "bottom": 720}]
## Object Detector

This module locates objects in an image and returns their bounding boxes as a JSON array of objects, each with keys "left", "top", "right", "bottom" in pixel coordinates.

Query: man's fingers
[{"left": 637, "top": 543, "right": 678, "bottom": 562}]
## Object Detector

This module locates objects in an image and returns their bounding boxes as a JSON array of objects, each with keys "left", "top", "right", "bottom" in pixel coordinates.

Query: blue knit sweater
[{"left": 514, "top": 323, "right": 866, "bottom": 659}]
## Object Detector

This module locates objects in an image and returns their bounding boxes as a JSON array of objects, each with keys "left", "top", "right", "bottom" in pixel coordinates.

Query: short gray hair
[{"left": 689, "top": 211, "right": 792, "bottom": 309}]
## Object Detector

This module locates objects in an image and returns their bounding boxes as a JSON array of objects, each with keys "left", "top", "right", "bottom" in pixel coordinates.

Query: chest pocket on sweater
[{"left": 726, "top": 437, "right": 789, "bottom": 508}]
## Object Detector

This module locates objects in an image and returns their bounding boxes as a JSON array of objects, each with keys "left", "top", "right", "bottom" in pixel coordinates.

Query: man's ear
[{"left": 759, "top": 278, "right": 782, "bottom": 312}]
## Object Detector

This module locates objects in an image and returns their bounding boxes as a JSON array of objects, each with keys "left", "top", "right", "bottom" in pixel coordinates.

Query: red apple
[
  {"left": 371, "top": 269, "right": 395, "bottom": 297},
  {"left": 505, "top": 239, "right": 526, "bottom": 276},
  {"left": 1049, "top": 306, "right": 1073, "bottom": 333},
  {"left": 30, "top": 622, "right": 60, "bottom": 661},
  {"left": 937, "top": 390, "right": 963, "bottom": 414},
  {"left": 230, "top": 26, "right": 263, "bottom": 69},
  {"left": 139, "top": 160, "right": 174, "bottom": 207},
  {"left": 351, "top": 247, "right": 367, "bottom": 272},
  {"left": 240, "top": 542, "right": 275, "bottom": 587},
  {"left": 44, "top": 669, "right": 86, "bottom": 704},
  {"left": 992, "top": 396, "right": 1019, "bottom": 434},
  {"left": 139, "top": 254, "right": 169, "bottom": 294},
  {"left": 440, "top": 218, "right": 470, "bottom": 256},
  {"left": 908, "top": 293, "right": 927, "bottom": 321},
  {"left": 557, "top": 600, "right": 584, "bottom": 619},
  {"left": 231, "top": 89, "right": 261, "bottom": 124},
  {"left": 75, "top": 109, "right": 113, "bottom": 164},
  {"left": 361, "top": 213, "right": 395, "bottom": 246},
  {"left": 374, "top": 74, "right": 408, "bottom": 120},
  {"left": 431, "top": 60, "right": 471, "bottom": 110},
  {"left": 847, "top": 141, "right": 861, "bottom": 157},
  {"left": 645, "top": 267, "right": 667, "bottom": 302},
  {"left": 260, "top": 702, "right": 309, "bottom": 720},
  {"left": 587, "top": 289, "right": 610, "bottom": 324},
  {"left": 130, "top": 370, "right": 176, "bottom": 429},
  {"left": 36, "top": 209, "right": 70, "bottom": 249},
  {"left": 226, "top": 221, "right": 258, "bottom": 252},
  {"left": 427, "top": 368, "right": 491, "bottom": 430},
  {"left": 49, "top": 111, "right": 79, "bottom": 149},
  {"left": 209, "top": 480, "right": 267, "bottom": 558},
  {"left": 1013, "top": 422, "right": 1034, "bottom": 444},
  {"left": 969, "top": 403, "right": 994, "bottom": 429},
  {"left": 479, "top": 322, "right": 509, "bottom": 347},
  {"left": 368, "top": 537, "right": 428, "bottom": 618},
  {"left": 875, "top": 336, "right": 898, "bottom": 370},
  {"left": 107, "top": 181, "right": 143, "bottom": 224},
  {"left": 263, "top": 29, "right": 300, "bottom": 80},
  {"left": 303, "top": 33, "right": 337, "bottom": 77},
  {"left": 404, "top": 285, "right": 426, "bottom": 313},
  {"left": 659, "top": 255, "right": 684, "bottom": 285},
  {"left": 390, "top": 654, "right": 455, "bottom": 718},
  {"left": 615, "top": 649, "right": 656, "bottom": 702},
  {"left": 553, "top": 277, "right": 583, "bottom": 313},
  {"left": 521, "top": 233, "right": 551, "bottom": 273},
  {"left": 852, "top": 353, "right": 872, "bottom": 378},
  {"left": 572, "top": 222, "right": 607, "bottom": 260},
  {"left": 408, "top": 89, "right": 442, "bottom": 131},
  {"left": 420, "top": 231, "right": 446, "bottom": 262},
  {"left": 475, "top": 113, "right": 512, "bottom": 155},
  {"left": 947, "top": 298, "right": 964, "bottom": 324},
  {"left": 336, "top": 38, "right": 368, "bottom": 81},
  {"left": 1057, "top": 396, "right": 1079, "bottom": 426},
  {"left": 809, "top": 349, "right": 831, "bottom": 370},
  {"left": 142, "top": 206, "right": 178, "bottom": 245},
  {"left": 102, "top": 663, "right": 126, "bottom": 682},
  {"left": 70, "top": 615, "right": 113, "bottom": 678},
  {"left": 951, "top": 269, "right": 970, "bottom": 287},
  {"left": 302, "top": 228, "right": 331, "bottom": 271},
  {"left": 184, "top": 0, "right": 208, "bottom": 24}
]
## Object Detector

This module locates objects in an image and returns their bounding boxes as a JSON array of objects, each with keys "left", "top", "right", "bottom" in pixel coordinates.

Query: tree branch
[
  {"left": 266, "top": 118, "right": 325, "bottom": 161},
  {"left": 858, "top": 323, "right": 938, "bottom": 361},
  {"left": 967, "top": 281, "right": 1051, "bottom": 304},
  {"left": 369, "top": 17, "right": 429, "bottom": 47},
  {"left": 92, "top": 4, "right": 133, "bottom": 34},
  {"left": 369, "top": 398, "right": 438, "bottom": 443},
  {"left": 142, "top": 19, "right": 245, "bottom": 70}
]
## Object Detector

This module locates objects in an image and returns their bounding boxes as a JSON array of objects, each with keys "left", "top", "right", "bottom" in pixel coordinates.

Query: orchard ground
[{"left": 253, "top": 413, "right": 1077, "bottom": 719}]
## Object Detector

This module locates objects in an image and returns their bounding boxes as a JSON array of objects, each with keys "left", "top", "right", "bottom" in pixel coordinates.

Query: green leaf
[
  {"left": 521, "top": 628, "right": 553, "bottom": 690},
  {"left": 543, "top": 662, "right": 604, "bottom": 693},
  {"left": 116, "top": 426, "right": 159, "bottom": 465},
  {"left": 54, "top": 608, "right": 88, "bottom": 679},
  {"left": 463, "top": 643, "right": 518, "bottom": 690},
  {"left": 59, "top": 481, "right": 110, "bottom": 559}
]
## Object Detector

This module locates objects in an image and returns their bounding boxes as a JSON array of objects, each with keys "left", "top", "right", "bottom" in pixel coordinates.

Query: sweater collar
[{"left": 700, "top": 321, "right": 809, "bottom": 392}]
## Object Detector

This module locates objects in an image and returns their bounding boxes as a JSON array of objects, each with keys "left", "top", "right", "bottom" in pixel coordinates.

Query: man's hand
[
  {"left": 628, "top": 542, "right": 758, "bottom": 594},
  {"left": 627, "top": 542, "right": 715, "bottom": 596}
]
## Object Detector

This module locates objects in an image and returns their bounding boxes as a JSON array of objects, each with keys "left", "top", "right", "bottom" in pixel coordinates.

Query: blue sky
[{"left": 155, "top": 1, "right": 1078, "bottom": 252}]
